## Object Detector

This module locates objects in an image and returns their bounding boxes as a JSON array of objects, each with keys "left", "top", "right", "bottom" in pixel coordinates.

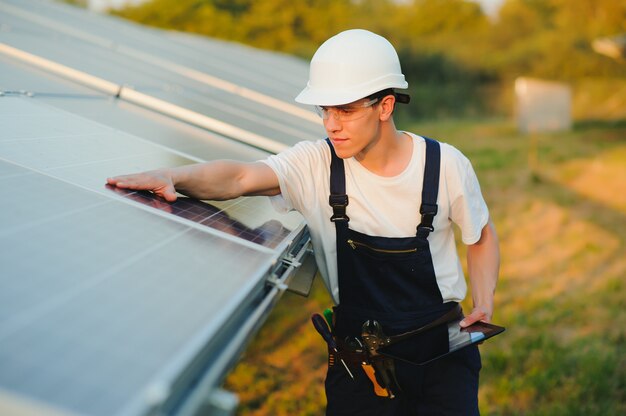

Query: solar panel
[
  {"left": 106, "top": 187, "right": 296, "bottom": 250},
  {"left": 5, "top": 0, "right": 309, "bottom": 102},
  {"left": 0, "top": 55, "right": 270, "bottom": 162},
  {"left": 0, "top": 0, "right": 325, "bottom": 149},
  {"left": 0, "top": 95, "right": 310, "bottom": 416},
  {"left": 0, "top": 1, "right": 319, "bottom": 413}
]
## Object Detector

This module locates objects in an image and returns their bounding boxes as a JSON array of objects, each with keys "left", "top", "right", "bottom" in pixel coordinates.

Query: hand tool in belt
[
  {"left": 311, "top": 313, "right": 354, "bottom": 380},
  {"left": 343, "top": 336, "right": 390, "bottom": 397},
  {"left": 361, "top": 320, "right": 401, "bottom": 398},
  {"left": 369, "top": 304, "right": 463, "bottom": 349},
  {"left": 359, "top": 304, "right": 462, "bottom": 399}
]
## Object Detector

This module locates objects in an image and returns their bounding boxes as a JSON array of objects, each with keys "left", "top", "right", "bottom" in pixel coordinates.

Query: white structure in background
[{"left": 515, "top": 77, "right": 572, "bottom": 134}]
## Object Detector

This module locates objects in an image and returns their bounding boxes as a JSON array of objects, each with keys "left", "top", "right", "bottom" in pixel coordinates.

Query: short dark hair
[{"left": 368, "top": 88, "right": 411, "bottom": 104}]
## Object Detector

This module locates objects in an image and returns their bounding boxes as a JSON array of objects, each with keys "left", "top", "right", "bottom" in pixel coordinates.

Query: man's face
[{"left": 320, "top": 97, "right": 382, "bottom": 159}]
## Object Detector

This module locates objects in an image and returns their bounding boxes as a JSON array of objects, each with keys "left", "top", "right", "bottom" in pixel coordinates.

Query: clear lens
[{"left": 314, "top": 98, "right": 379, "bottom": 121}]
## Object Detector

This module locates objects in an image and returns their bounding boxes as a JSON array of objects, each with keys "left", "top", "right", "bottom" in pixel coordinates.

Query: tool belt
[{"left": 330, "top": 304, "right": 462, "bottom": 399}]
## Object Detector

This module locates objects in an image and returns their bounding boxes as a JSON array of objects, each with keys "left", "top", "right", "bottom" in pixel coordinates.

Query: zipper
[{"left": 347, "top": 239, "right": 417, "bottom": 254}]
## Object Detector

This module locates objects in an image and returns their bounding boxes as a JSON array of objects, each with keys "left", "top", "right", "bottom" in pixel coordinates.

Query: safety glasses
[{"left": 315, "top": 97, "right": 379, "bottom": 121}]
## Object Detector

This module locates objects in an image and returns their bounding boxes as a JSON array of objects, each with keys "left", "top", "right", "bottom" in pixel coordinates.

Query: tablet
[{"left": 378, "top": 319, "right": 505, "bottom": 366}]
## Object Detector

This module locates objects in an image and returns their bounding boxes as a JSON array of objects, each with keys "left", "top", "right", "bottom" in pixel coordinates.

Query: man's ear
[{"left": 379, "top": 95, "right": 396, "bottom": 121}]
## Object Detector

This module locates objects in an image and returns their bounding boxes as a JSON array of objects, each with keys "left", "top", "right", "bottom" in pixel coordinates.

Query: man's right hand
[{"left": 106, "top": 169, "right": 178, "bottom": 202}]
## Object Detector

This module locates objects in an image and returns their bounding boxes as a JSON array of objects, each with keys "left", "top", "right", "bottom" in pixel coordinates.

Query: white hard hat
[{"left": 296, "top": 29, "right": 409, "bottom": 106}]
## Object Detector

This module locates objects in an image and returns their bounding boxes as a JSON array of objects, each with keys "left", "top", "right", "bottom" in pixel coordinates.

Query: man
[{"left": 107, "top": 29, "right": 499, "bottom": 415}]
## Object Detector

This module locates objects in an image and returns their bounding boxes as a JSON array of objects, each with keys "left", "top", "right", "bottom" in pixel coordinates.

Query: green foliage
[
  {"left": 111, "top": 0, "right": 356, "bottom": 58},
  {"left": 486, "top": 0, "right": 626, "bottom": 80},
  {"left": 112, "top": 0, "right": 626, "bottom": 119}
]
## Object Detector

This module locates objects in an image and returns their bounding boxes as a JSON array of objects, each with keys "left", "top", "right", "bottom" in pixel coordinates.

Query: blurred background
[{"left": 68, "top": 0, "right": 625, "bottom": 414}]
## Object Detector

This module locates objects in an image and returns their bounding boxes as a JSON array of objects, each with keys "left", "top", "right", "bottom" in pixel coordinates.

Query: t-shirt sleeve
[
  {"left": 443, "top": 144, "right": 490, "bottom": 245},
  {"left": 260, "top": 140, "right": 329, "bottom": 216}
]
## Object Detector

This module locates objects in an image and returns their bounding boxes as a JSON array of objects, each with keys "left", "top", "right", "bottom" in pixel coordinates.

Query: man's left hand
[{"left": 459, "top": 305, "right": 492, "bottom": 328}]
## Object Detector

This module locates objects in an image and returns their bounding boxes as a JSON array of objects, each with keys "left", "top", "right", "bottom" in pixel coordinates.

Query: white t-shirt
[{"left": 262, "top": 133, "right": 489, "bottom": 305}]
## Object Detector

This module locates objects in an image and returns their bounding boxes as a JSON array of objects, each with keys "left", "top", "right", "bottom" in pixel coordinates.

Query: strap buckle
[
  {"left": 417, "top": 203, "right": 438, "bottom": 233},
  {"left": 329, "top": 194, "right": 349, "bottom": 222}
]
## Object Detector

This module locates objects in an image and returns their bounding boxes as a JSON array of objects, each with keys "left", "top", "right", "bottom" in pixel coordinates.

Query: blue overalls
[{"left": 324, "top": 138, "right": 481, "bottom": 416}]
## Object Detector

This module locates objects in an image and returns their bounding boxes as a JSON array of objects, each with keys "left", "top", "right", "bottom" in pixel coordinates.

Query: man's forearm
[
  {"left": 107, "top": 159, "right": 280, "bottom": 202},
  {"left": 172, "top": 160, "right": 280, "bottom": 200},
  {"left": 466, "top": 220, "right": 500, "bottom": 322},
  {"left": 171, "top": 161, "right": 245, "bottom": 200}
]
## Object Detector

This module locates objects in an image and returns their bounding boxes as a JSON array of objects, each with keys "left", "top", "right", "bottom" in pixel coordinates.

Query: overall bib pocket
[{"left": 340, "top": 229, "right": 443, "bottom": 313}]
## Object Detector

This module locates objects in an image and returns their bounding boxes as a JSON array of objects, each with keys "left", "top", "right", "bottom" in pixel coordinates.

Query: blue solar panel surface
[
  {"left": 0, "top": 1, "right": 317, "bottom": 414},
  {"left": 0, "top": 96, "right": 306, "bottom": 416}
]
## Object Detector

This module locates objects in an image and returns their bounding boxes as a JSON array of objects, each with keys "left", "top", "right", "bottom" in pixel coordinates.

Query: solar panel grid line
[
  {"left": 0, "top": 140, "right": 282, "bottom": 257},
  {"left": 1, "top": 3, "right": 322, "bottom": 142},
  {"left": 4, "top": 0, "right": 296, "bottom": 90},
  {"left": 163, "top": 31, "right": 308, "bottom": 91},
  {"left": 111, "top": 268, "right": 279, "bottom": 416},
  {"left": 0, "top": 226, "right": 191, "bottom": 344},
  {"left": 0, "top": 131, "right": 102, "bottom": 143},
  {"left": 123, "top": 259, "right": 296, "bottom": 416},
  {"left": 11, "top": 2, "right": 323, "bottom": 138},
  {"left": 1, "top": 38, "right": 313, "bottom": 143},
  {"left": 116, "top": 65, "right": 323, "bottom": 144},
  {"left": 1, "top": 1, "right": 115, "bottom": 50},
  {"left": 168, "top": 287, "right": 286, "bottom": 416},
  {"left": 180, "top": 91, "right": 320, "bottom": 141},
  {"left": 0, "top": 164, "right": 34, "bottom": 180},
  {"left": 0, "top": 96, "right": 208, "bottom": 170},
  {"left": 0, "top": 56, "right": 273, "bottom": 161},
  {"left": 1, "top": 165, "right": 294, "bottom": 262},
  {"left": 0, "top": 43, "right": 121, "bottom": 97},
  {"left": 119, "top": 88, "right": 290, "bottom": 154},
  {"left": 47, "top": 149, "right": 185, "bottom": 171},
  {"left": 0, "top": 137, "right": 181, "bottom": 175},
  {"left": 168, "top": 29, "right": 308, "bottom": 86},
  {"left": 7, "top": 0, "right": 309, "bottom": 100},
  {"left": 102, "top": 191, "right": 284, "bottom": 254},
  {"left": 169, "top": 233, "right": 311, "bottom": 416},
  {"left": 0, "top": 42, "right": 292, "bottom": 154},
  {"left": 1, "top": 150, "right": 281, "bottom": 254},
  {"left": 0, "top": 210, "right": 280, "bottom": 414},
  {"left": 0, "top": 56, "right": 106, "bottom": 99},
  {"left": 11, "top": 134, "right": 202, "bottom": 171},
  {"left": 135, "top": 83, "right": 320, "bottom": 143},
  {"left": 112, "top": 43, "right": 320, "bottom": 124},
  {"left": 0, "top": 195, "right": 110, "bottom": 239},
  {"left": 11, "top": 106, "right": 211, "bottom": 166},
  {"left": 0, "top": 43, "right": 322, "bottom": 151}
]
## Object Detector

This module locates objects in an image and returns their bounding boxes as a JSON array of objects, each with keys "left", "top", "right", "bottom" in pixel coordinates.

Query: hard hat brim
[
  {"left": 295, "top": 81, "right": 409, "bottom": 106},
  {"left": 294, "top": 87, "right": 364, "bottom": 106}
]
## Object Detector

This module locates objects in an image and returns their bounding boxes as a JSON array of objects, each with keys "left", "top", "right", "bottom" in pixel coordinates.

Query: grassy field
[{"left": 224, "top": 117, "right": 626, "bottom": 415}]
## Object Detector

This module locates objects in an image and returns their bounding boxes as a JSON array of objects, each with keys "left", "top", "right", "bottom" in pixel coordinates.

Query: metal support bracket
[{"left": 266, "top": 274, "right": 288, "bottom": 291}]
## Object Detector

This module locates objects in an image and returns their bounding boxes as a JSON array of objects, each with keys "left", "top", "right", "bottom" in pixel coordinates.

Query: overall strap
[
  {"left": 326, "top": 138, "right": 349, "bottom": 223},
  {"left": 416, "top": 137, "right": 441, "bottom": 239}
]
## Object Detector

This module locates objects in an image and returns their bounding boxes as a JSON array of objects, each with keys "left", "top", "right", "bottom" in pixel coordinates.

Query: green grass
[{"left": 225, "top": 117, "right": 626, "bottom": 415}]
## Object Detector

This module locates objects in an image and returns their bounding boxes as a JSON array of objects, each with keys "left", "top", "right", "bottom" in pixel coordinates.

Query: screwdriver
[
  {"left": 323, "top": 308, "right": 334, "bottom": 328},
  {"left": 311, "top": 313, "right": 354, "bottom": 379}
]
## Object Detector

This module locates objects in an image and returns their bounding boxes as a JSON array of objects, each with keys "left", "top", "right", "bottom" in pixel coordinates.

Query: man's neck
[{"left": 355, "top": 127, "right": 412, "bottom": 177}]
